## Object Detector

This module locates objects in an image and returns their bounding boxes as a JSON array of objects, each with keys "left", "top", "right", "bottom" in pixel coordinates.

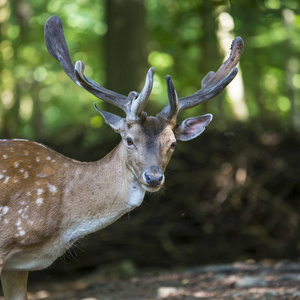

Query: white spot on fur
[
  {"left": 20, "top": 204, "right": 28, "bottom": 217},
  {"left": 24, "top": 172, "right": 29, "bottom": 179},
  {"left": 3, "top": 155, "right": 7, "bottom": 159},
  {"left": 17, "top": 205, "right": 29, "bottom": 220},
  {"left": 3, "top": 176, "right": 10, "bottom": 184},
  {"left": 19, "top": 230, "right": 25, "bottom": 236},
  {"left": 15, "top": 224, "right": 26, "bottom": 237},
  {"left": 0, "top": 206, "right": 9, "bottom": 219},
  {"left": 4, "top": 219, "right": 9, "bottom": 224},
  {"left": 37, "top": 189, "right": 44, "bottom": 196},
  {"left": 16, "top": 219, "right": 21, "bottom": 226},
  {"left": 20, "top": 168, "right": 24, "bottom": 173},
  {"left": 48, "top": 184, "right": 57, "bottom": 194},
  {"left": 46, "top": 156, "right": 51, "bottom": 160},
  {"left": 0, "top": 174, "right": 4, "bottom": 180},
  {"left": 36, "top": 173, "right": 47, "bottom": 178},
  {"left": 14, "top": 162, "right": 19, "bottom": 168},
  {"left": 36, "top": 157, "right": 40, "bottom": 162},
  {"left": 36, "top": 198, "right": 43, "bottom": 205},
  {"left": 3, "top": 207, "right": 9, "bottom": 215},
  {"left": 0, "top": 207, "right": 9, "bottom": 221}
]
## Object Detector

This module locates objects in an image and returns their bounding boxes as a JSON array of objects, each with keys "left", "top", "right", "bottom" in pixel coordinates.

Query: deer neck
[{"left": 60, "top": 142, "right": 145, "bottom": 245}]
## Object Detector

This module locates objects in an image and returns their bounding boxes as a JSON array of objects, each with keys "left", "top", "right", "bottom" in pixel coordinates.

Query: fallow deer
[{"left": 0, "top": 16, "right": 243, "bottom": 299}]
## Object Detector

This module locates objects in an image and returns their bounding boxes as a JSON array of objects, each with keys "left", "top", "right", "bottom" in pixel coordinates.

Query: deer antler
[
  {"left": 45, "top": 16, "right": 243, "bottom": 123},
  {"left": 165, "top": 75, "right": 179, "bottom": 122},
  {"left": 158, "top": 37, "right": 244, "bottom": 120},
  {"left": 44, "top": 15, "right": 154, "bottom": 120}
]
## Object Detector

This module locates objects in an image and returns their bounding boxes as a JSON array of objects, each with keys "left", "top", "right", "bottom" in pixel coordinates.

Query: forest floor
[{"left": 2, "top": 261, "right": 299, "bottom": 300}]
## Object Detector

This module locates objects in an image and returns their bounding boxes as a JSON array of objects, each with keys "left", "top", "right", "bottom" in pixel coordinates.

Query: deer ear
[
  {"left": 175, "top": 114, "right": 213, "bottom": 141},
  {"left": 94, "top": 104, "right": 125, "bottom": 132}
]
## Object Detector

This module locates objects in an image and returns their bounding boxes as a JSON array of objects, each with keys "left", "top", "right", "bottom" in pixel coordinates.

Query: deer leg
[{"left": 1, "top": 271, "right": 29, "bottom": 300}]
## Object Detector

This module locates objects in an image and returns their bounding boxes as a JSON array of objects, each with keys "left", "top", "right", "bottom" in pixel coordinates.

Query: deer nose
[
  {"left": 144, "top": 167, "right": 164, "bottom": 188},
  {"left": 145, "top": 173, "right": 164, "bottom": 187}
]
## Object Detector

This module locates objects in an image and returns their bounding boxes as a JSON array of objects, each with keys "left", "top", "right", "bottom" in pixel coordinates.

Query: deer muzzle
[{"left": 142, "top": 166, "right": 165, "bottom": 191}]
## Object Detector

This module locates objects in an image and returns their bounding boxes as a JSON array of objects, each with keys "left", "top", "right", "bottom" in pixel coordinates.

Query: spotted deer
[{"left": 0, "top": 16, "right": 243, "bottom": 299}]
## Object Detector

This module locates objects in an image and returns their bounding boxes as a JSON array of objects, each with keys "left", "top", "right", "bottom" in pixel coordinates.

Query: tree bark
[{"left": 105, "top": 0, "right": 147, "bottom": 99}]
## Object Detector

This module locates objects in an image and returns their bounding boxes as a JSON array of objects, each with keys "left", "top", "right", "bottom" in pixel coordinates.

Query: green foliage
[
  {"left": 0, "top": 0, "right": 106, "bottom": 143},
  {"left": 1, "top": 0, "right": 300, "bottom": 143},
  {"left": 230, "top": 1, "right": 300, "bottom": 124}
]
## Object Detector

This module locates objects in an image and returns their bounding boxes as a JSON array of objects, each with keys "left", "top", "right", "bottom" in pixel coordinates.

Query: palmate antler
[
  {"left": 44, "top": 15, "right": 154, "bottom": 120},
  {"left": 44, "top": 15, "right": 243, "bottom": 123},
  {"left": 159, "top": 37, "right": 244, "bottom": 121}
]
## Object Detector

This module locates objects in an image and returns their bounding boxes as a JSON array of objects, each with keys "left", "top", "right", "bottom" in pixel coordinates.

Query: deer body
[
  {"left": 0, "top": 15, "right": 243, "bottom": 300},
  {"left": 0, "top": 139, "right": 144, "bottom": 272}
]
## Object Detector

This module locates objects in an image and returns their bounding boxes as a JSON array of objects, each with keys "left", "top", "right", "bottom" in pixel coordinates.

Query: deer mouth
[{"left": 142, "top": 182, "right": 164, "bottom": 193}]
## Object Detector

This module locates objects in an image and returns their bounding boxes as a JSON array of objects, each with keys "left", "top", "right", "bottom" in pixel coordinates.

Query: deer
[{"left": 0, "top": 15, "right": 243, "bottom": 299}]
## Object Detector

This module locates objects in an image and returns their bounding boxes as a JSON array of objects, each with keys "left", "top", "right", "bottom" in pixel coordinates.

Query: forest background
[{"left": 0, "top": 0, "right": 300, "bottom": 277}]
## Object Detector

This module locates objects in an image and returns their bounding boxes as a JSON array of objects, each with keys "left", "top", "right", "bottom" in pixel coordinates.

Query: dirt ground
[{"left": 2, "top": 261, "right": 299, "bottom": 300}]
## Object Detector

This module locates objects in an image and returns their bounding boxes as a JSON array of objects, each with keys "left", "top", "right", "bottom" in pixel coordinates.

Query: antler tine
[
  {"left": 74, "top": 61, "right": 128, "bottom": 112},
  {"left": 127, "top": 67, "right": 154, "bottom": 119},
  {"left": 165, "top": 75, "right": 179, "bottom": 121},
  {"left": 45, "top": 16, "right": 128, "bottom": 112},
  {"left": 159, "top": 37, "right": 244, "bottom": 117},
  {"left": 177, "top": 67, "right": 238, "bottom": 112},
  {"left": 177, "top": 37, "right": 243, "bottom": 113}
]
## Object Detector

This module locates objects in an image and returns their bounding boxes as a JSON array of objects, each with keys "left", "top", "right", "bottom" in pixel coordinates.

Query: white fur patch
[
  {"left": 48, "top": 183, "right": 58, "bottom": 194},
  {"left": 36, "top": 198, "right": 44, "bottom": 205},
  {"left": 127, "top": 184, "right": 145, "bottom": 208},
  {"left": 0, "top": 206, "right": 9, "bottom": 220}
]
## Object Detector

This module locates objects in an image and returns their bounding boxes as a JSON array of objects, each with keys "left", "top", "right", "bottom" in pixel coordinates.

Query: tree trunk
[{"left": 105, "top": 0, "right": 147, "bottom": 100}]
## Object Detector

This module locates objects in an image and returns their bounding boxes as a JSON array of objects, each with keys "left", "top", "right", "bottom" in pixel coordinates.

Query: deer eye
[
  {"left": 126, "top": 137, "right": 134, "bottom": 146},
  {"left": 170, "top": 141, "right": 177, "bottom": 150}
]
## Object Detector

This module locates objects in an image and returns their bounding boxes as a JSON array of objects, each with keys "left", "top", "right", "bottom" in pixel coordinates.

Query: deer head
[{"left": 44, "top": 16, "right": 243, "bottom": 192}]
